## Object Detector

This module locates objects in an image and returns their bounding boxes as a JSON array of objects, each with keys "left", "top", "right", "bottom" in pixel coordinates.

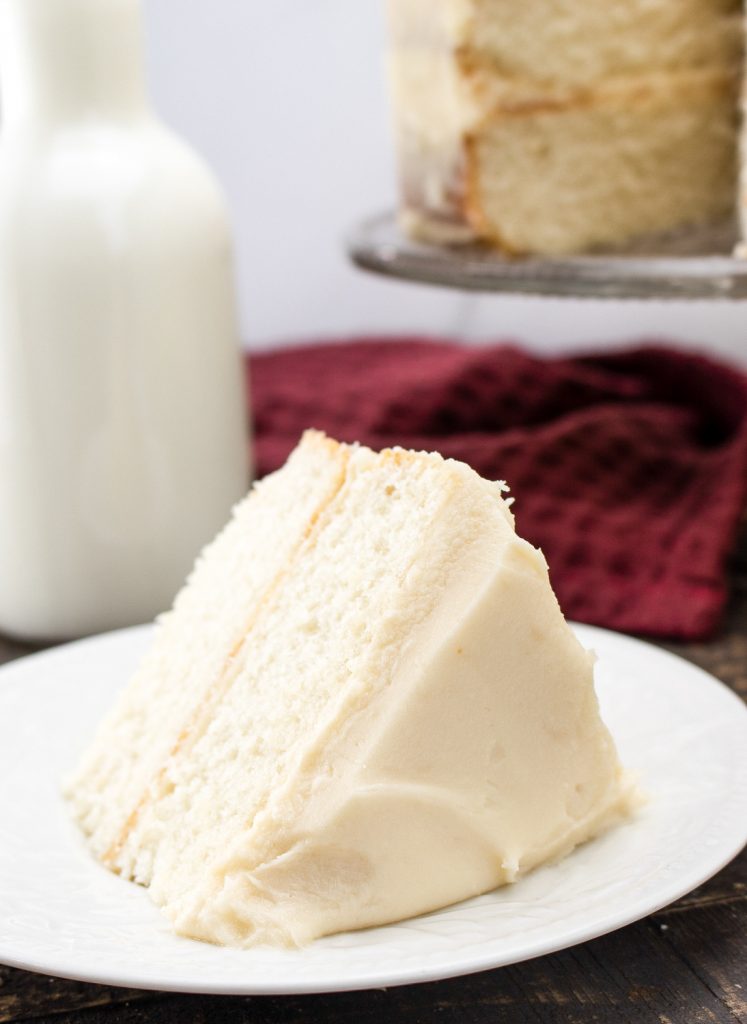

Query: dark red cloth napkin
[{"left": 248, "top": 339, "right": 747, "bottom": 641}]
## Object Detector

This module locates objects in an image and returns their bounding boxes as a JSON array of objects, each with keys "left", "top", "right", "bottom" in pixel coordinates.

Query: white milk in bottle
[{"left": 0, "top": 0, "right": 250, "bottom": 640}]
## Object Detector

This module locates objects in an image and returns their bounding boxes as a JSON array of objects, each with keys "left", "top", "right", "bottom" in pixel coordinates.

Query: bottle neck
[{"left": 0, "top": 0, "right": 150, "bottom": 129}]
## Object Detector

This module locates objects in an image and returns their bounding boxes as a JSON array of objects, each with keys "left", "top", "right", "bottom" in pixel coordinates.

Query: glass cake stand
[{"left": 348, "top": 212, "right": 747, "bottom": 301}]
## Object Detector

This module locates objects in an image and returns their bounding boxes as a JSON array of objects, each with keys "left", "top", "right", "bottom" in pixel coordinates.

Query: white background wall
[{"left": 143, "top": 0, "right": 747, "bottom": 365}]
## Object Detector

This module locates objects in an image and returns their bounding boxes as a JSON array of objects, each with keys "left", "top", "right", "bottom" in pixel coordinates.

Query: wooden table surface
[{"left": 1, "top": 544, "right": 746, "bottom": 1024}]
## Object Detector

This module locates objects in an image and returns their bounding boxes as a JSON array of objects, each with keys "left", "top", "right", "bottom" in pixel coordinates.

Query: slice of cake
[
  {"left": 67, "top": 431, "right": 633, "bottom": 948},
  {"left": 387, "top": 0, "right": 742, "bottom": 254}
]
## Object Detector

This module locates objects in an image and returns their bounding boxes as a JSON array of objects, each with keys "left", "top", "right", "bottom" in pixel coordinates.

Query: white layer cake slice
[
  {"left": 388, "top": 0, "right": 742, "bottom": 253},
  {"left": 67, "top": 431, "right": 348, "bottom": 870},
  {"left": 67, "top": 432, "right": 633, "bottom": 948}
]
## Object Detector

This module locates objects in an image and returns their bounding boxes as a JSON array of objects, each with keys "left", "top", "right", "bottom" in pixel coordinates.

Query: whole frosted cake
[
  {"left": 67, "top": 431, "right": 633, "bottom": 948},
  {"left": 387, "top": 0, "right": 744, "bottom": 254}
]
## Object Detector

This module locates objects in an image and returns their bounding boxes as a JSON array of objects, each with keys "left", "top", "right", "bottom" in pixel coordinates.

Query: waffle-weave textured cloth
[{"left": 248, "top": 340, "right": 747, "bottom": 640}]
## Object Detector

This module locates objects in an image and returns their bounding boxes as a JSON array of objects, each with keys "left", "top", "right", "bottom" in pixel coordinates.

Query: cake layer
[
  {"left": 65, "top": 432, "right": 349, "bottom": 867},
  {"left": 464, "top": 69, "right": 738, "bottom": 253},
  {"left": 392, "top": 64, "right": 738, "bottom": 252},
  {"left": 389, "top": 0, "right": 742, "bottom": 87},
  {"left": 117, "top": 444, "right": 474, "bottom": 889}
]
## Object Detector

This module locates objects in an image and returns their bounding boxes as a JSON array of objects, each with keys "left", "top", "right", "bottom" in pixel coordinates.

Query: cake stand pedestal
[{"left": 348, "top": 212, "right": 747, "bottom": 301}]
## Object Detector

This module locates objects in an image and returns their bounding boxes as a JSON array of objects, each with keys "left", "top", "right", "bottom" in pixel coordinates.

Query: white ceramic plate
[{"left": 0, "top": 624, "right": 745, "bottom": 994}]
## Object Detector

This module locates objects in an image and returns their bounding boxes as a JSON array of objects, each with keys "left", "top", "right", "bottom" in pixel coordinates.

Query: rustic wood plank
[
  {"left": 0, "top": 967, "right": 155, "bottom": 1024},
  {"left": 653, "top": 901, "right": 747, "bottom": 1023},
  {"left": 8, "top": 1001, "right": 169, "bottom": 1024}
]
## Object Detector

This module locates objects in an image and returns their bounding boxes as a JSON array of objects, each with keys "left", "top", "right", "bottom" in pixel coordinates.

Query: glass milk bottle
[{"left": 0, "top": 0, "right": 250, "bottom": 641}]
